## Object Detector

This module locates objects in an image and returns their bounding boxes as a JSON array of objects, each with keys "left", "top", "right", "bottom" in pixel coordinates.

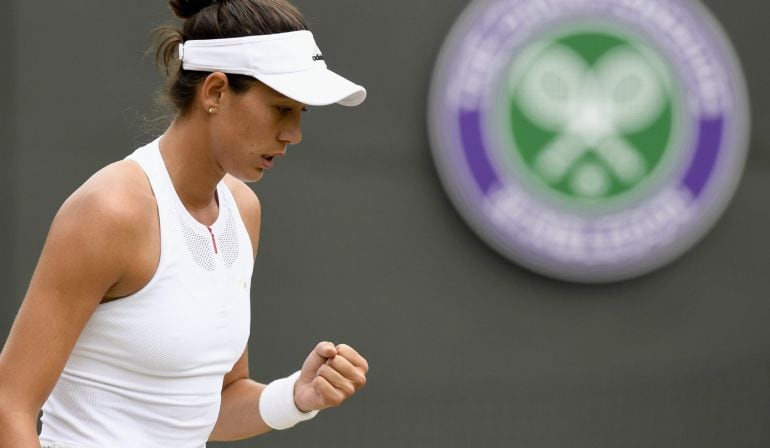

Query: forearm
[
  {"left": 208, "top": 379, "right": 271, "bottom": 442},
  {"left": 0, "top": 411, "right": 41, "bottom": 448}
]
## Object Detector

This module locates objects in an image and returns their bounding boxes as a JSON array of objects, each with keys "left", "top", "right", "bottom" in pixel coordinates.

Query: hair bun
[{"left": 169, "top": 0, "right": 217, "bottom": 19}]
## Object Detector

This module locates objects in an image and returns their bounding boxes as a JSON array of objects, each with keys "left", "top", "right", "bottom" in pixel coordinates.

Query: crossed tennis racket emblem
[{"left": 511, "top": 44, "right": 670, "bottom": 198}]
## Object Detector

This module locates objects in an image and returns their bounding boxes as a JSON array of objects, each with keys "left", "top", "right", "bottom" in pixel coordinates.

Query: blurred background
[{"left": 1, "top": 0, "right": 768, "bottom": 447}]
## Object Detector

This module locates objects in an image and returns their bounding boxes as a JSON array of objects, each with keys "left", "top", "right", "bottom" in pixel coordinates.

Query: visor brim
[{"left": 256, "top": 68, "right": 366, "bottom": 107}]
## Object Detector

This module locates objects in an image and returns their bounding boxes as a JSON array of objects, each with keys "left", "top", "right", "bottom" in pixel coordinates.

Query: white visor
[{"left": 179, "top": 30, "right": 366, "bottom": 107}]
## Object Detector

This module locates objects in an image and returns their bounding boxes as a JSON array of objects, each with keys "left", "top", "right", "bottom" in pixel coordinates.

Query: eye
[{"left": 275, "top": 105, "right": 308, "bottom": 114}]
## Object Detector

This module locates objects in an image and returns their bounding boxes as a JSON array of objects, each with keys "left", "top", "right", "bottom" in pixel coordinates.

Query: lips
[{"left": 261, "top": 153, "right": 284, "bottom": 169}]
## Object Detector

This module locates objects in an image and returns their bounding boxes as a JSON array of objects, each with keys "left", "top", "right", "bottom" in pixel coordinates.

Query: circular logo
[{"left": 428, "top": 0, "right": 750, "bottom": 283}]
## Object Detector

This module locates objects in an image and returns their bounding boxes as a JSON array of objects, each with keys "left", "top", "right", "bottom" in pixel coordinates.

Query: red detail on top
[{"left": 208, "top": 226, "right": 218, "bottom": 254}]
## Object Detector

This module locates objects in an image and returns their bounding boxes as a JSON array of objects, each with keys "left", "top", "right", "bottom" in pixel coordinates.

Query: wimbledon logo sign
[{"left": 428, "top": 0, "right": 750, "bottom": 282}]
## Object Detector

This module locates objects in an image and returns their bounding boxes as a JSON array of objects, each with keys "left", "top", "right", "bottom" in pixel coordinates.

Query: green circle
[{"left": 508, "top": 31, "right": 677, "bottom": 204}]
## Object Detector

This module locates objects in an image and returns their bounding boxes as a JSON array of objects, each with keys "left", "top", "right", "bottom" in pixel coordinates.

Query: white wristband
[{"left": 259, "top": 371, "right": 319, "bottom": 430}]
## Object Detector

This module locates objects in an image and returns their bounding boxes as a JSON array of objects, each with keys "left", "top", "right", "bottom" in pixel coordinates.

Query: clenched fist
[{"left": 293, "top": 342, "right": 369, "bottom": 412}]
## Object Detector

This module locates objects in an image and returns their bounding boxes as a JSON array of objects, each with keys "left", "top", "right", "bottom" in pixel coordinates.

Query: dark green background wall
[
  {"left": 2, "top": 1, "right": 768, "bottom": 446},
  {"left": 1, "top": 0, "right": 16, "bottom": 337}
]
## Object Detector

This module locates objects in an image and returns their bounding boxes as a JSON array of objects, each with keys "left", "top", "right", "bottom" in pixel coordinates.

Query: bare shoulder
[
  {"left": 49, "top": 159, "right": 158, "bottom": 294},
  {"left": 223, "top": 174, "right": 261, "bottom": 216},
  {"left": 223, "top": 175, "right": 261, "bottom": 257},
  {"left": 63, "top": 159, "right": 156, "bottom": 223}
]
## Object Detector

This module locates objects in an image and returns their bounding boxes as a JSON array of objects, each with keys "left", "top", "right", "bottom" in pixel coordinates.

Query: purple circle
[{"left": 428, "top": 0, "right": 750, "bottom": 282}]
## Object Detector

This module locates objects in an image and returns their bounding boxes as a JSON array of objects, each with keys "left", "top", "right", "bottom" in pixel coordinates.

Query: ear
[{"left": 199, "top": 72, "right": 229, "bottom": 113}]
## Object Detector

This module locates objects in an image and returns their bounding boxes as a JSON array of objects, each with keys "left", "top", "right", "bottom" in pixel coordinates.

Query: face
[{"left": 209, "top": 79, "right": 306, "bottom": 182}]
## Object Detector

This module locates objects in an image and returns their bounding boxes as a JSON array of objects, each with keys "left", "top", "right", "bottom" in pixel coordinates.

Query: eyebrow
[
  {"left": 277, "top": 98, "right": 309, "bottom": 111},
  {"left": 272, "top": 94, "right": 306, "bottom": 107}
]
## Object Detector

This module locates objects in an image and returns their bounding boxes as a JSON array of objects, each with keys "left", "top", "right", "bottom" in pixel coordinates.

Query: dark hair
[{"left": 151, "top": 0, "right": 307, "bottom": 114}]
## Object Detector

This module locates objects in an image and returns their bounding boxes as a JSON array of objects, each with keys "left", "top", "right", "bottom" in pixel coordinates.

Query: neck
[{"left": 158, "top": 113, "right": 224, "bottom": 218}]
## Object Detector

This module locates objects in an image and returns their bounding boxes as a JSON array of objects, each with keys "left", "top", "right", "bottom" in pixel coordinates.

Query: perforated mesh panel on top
[
  {"left": 176, "top": 208, "right": 216, "bottom": 271},
  {"left": 219, "top": 207, "right": 240, "bottom": 268},
  {"left": 175, "top": 199, "right": 240, "bottom": 271}
]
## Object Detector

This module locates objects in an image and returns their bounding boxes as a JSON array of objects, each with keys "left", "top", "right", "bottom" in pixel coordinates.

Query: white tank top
[{"left": 40, "top": 138, "right": 253, "bottom": 448}]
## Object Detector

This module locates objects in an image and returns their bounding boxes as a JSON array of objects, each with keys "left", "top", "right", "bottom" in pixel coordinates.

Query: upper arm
[
  {"left": 0, "top": 164, "right": 151, "bottom": 416},
  {"left": 223, "top": 175, "right": 261, "bottom": 259}
]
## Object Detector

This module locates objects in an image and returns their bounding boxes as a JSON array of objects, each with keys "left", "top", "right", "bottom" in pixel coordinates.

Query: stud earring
[{"left": 208, "top": 107, "right": 216, "bottom": 113}]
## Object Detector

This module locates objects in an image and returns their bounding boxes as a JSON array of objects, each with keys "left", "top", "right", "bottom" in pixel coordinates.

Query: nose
[{"left": 278, "top": 113, "right": 302, "bottom": 145}]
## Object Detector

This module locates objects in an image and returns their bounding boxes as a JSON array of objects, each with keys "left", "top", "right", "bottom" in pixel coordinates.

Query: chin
[
  {"left": 239, "top": 168, "right": 264, "bottom": 183},
  {"left": 226, "top": 162, "right": 265, "bottom": 183}
]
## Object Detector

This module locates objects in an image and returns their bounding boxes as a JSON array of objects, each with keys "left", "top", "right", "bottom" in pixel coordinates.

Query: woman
[{"left": 0, "top": 0, "right": 369, "bottom": 446}]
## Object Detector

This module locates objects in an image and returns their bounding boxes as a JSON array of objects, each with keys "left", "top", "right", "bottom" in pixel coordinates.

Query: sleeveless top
[{"left": 39, "top": 138, "right": 253, "bottom": 448}]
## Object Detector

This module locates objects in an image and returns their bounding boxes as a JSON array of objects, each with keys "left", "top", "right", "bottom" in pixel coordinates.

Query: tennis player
[{"left": 0, "top": 0, "right": 369, "bottom": 446}]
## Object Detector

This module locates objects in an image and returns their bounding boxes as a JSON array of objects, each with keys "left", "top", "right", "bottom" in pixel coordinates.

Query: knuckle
[
  {"left": 353, "top": 374, "right": 367, "bottom": 388},
  {"left": 330, "top": 392, "right": 345, "bottom": 406}
]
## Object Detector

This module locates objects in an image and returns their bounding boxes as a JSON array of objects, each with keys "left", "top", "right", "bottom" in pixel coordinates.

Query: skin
[{"left": 0, "top": 72, "right": 369, "bottom": 446}]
